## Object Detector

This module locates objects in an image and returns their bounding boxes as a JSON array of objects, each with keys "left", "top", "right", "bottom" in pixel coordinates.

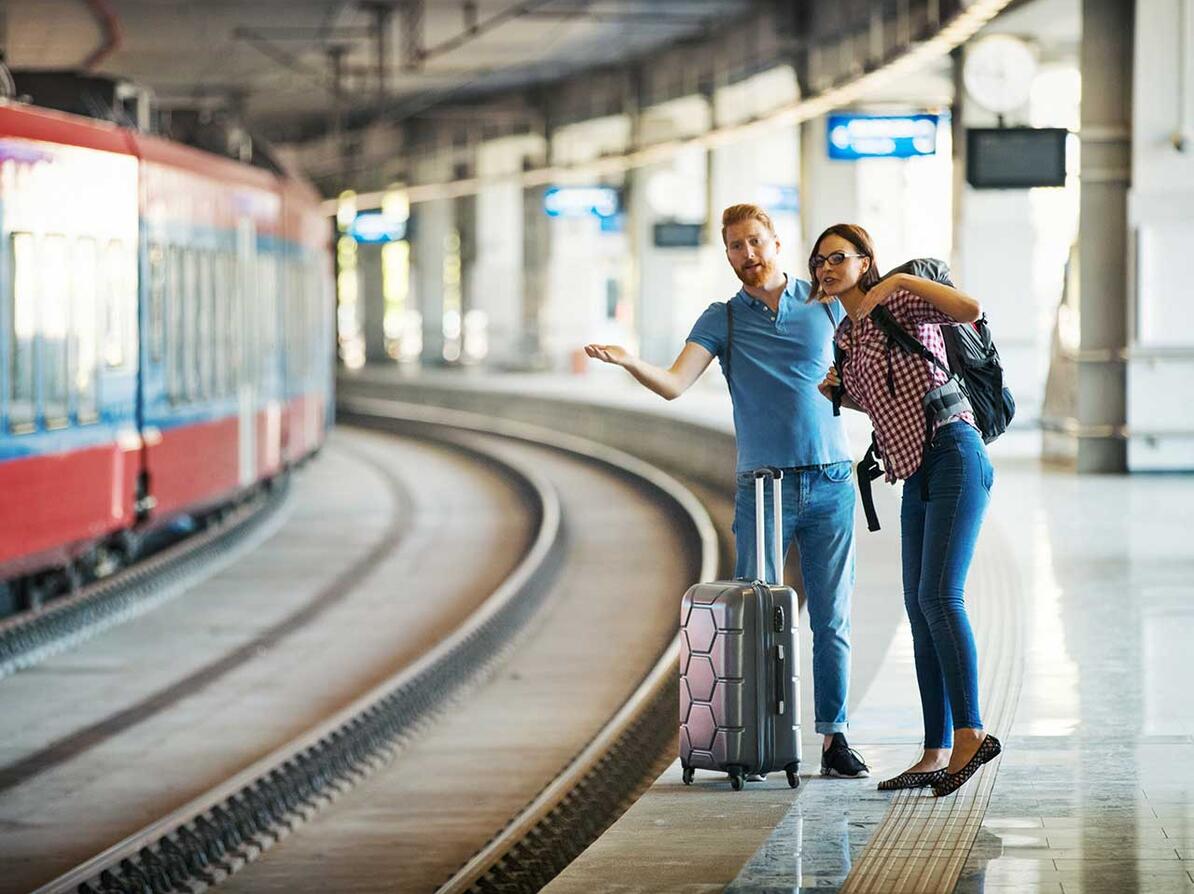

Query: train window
[
  {"left": 103, "top": 240, "right": 134, "bottom": 368},
  {"left": 259, "top": 254, "right": 277, "bottom": 362},
  {"left": 9, "top": 233, "right": 36, "bottom": 433},
  {"left": 198, "top": 251, "right": 214, "bottom": 399},
  {"left": 298, "top": 263, "right": 310, "bottom": 380},
  {"left": 166, "top": 246, "right": 183, "bottom": 404},
  {"left": 148, "top": 243, "right": 166, "bottom": 363},
  {"left": 212, "top": 252, "right": 226, "bottom": 396},
  {"left": 183, "top": 249, "right": 199, "bottom": 402},
  {"left": 73, "top": 238, "right": 99, "bottom": 423},
  {"left": 283, "top": 259, "right": 294, "bottom": 382},
  {"left": 224, "top": 253, "right": 238, "bottom": 394},
  {"left": 288, "top": 259, "right": 302, "bottom": 382},
  {"left": 219, "top": 255, "right": 230, "bottom": 395},
  {"left": 41, "top": 235, "right": 70, "bottom": 427},
  {"left": 228, "top": 253, "right": 243, "bottom": 390},
  {"left": 241, "top": 255, "right": 256, "bottom": 389}
]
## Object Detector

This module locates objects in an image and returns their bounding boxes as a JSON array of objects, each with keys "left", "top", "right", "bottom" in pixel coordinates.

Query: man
[{"left": 584, "top": 203, "right": 868, "bottom": 778}]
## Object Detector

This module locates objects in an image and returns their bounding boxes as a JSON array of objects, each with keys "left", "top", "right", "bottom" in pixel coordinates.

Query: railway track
[
  {"left": 4, "top": 403, "right": 716, "bottom": 892},
  {"left": 3, "top": 428, "right": 551, "bottom": 894},
  {"left": 8, "top": 401, "right": 716, "bottom": 894}
]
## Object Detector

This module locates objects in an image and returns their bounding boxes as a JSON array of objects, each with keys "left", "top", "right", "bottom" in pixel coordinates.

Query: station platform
[{"left": 344, "top": 366, "right": 1194, "bottom": 894}]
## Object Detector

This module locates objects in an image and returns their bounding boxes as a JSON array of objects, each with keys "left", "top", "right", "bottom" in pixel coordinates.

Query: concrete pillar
[
  {"left": 358, "top": 242, "right": 388, "bottom": 363},
  {"left": 1076, "top": 0, "right": 1133, "bottom": 472},
  {"left": 413, "top": 197, "right": 451, "bottom": 364},
  {"left": 472, "top": 136, "right": 541, "bottom": 368},
  {"left": 800, "top": 117, "right": 861, "bottom": 250},
  {"left": 521, "top": 184, "right": 550, "bottom": 368},
  {"left": 710, "top": 66, "right": 802, "bottom": 290},
  {"left": 1125, "top": 0, "right": 1194, "bottom": 470},
  {"left": 632, "top": 96, "right": 711, "bottom": 366}
]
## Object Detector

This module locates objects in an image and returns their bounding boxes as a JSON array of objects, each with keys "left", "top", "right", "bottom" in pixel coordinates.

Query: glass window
[
  {"left": 198, "top": 251, "right": 214, "bottom": 399},
  {"left": 9, "top": 233, "right": 36, "bottom": 433},
  {"left": 148, "top": 243, "right": 166, "bottom": 363},
  {"left": 243, "top": 256, "right": 258, "bottom": 388},
  {"left": 41, "top": 235, "right": 70, "bottom": 426},
  {"left": 212, "top": 253, "right": 226, "bottom": 396},
  {"left": 103, "top": 240, "right": 133, "bottom": 368},
  {"left": 228, "top": 254, "right": 243, "bottom": 390},
  {"left": 166, "top": 246, "right": 183, "bottom": 404},
  {"left": 259, "top": 254, "right": 277, "bottom": 371},
  {"left": 183, "top": 249, "right": 199, "bottom": 402},
  {"left": 73, "top": 238, "right": 99, "bottom": 422}
]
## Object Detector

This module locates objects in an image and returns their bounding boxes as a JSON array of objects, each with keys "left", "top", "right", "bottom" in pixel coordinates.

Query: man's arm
[{"left": 583, "top": 341, "right": 715, "bottom": 401}]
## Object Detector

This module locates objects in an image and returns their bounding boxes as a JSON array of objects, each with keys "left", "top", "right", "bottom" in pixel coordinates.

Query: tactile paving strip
[{"left": 840, "top": 513, "right": 1027, "bottom": 894}]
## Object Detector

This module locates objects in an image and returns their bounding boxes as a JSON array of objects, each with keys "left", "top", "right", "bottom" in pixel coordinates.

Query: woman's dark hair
[{"left": 809, "top": 223, "right": 881, "bottom": 298}]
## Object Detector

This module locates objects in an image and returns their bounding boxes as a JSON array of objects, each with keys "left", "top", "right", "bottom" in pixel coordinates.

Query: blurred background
[{"left": 1, "top": 0, "right": 1189, "bottom": 473}]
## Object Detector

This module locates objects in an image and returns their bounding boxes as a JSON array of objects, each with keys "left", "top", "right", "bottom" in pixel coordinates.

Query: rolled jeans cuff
[{"left": 816, "top": 722, "right": 848, "bottom": 735}]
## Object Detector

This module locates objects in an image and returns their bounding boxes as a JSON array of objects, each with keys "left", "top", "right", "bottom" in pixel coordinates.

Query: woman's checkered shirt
[{"left": 834, "top": 289, "right": 977, "bottom": 482}]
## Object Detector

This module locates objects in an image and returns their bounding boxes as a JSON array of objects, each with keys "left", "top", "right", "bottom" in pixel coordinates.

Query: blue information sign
[
  {"left": 827, "top": 114, "right": 939, "bottom": 160},
  {"left": 349, "top": 211, "right": 407, "bottom": 244},
  {"left": 544, "top": 186, "right": 620, "bottom": 219}
]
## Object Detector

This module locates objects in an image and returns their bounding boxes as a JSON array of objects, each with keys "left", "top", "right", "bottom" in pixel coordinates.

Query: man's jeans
[
  {"left": 733, "top": 461, "right": 855, "bottom": 735},
  {"left": 900, "top": 422, "right": 993, "bottom": 749}
]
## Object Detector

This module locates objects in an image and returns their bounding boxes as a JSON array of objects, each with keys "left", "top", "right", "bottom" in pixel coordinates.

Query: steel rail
[{"left": 337, "top": 397, "right": 719, "bottom": 894}]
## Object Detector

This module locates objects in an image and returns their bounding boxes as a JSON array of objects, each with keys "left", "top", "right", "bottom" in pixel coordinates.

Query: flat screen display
[
  {"left": 653, "top": 222, "right": 704, "bottom": 248},
  {"left": 966, "top": 128, "right": 1068, "bottom": 189}
]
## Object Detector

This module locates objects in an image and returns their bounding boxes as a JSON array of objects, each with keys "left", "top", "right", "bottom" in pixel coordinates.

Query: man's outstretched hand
[{"left": 584, "top": 344, "right": 630, "bottom": 366}]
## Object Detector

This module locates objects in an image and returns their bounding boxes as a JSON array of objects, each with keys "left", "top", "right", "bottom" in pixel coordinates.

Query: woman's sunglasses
[{"left": 810, "top": 251, "right": 866, "bottom": 269}]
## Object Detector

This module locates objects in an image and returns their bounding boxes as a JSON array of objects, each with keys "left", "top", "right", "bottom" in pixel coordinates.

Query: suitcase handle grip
[
  {"left": 753, "top": 468, "right": 784, "bottom": 585},
  {"left": 774, "top": 644, "right": 785, "bottom": 715}
]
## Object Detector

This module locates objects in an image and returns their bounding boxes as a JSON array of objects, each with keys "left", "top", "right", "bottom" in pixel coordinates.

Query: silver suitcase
[{"left": 679, "top": 468, "right": 801, "bottom": 789}]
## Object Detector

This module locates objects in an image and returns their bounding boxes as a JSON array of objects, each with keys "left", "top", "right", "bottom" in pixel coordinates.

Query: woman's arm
[
  {"left": 817, "top": 366, "right": 865, "bottom": 412},
  {"left": 872, "top": 273, "right": 981, "bottom": 323}
]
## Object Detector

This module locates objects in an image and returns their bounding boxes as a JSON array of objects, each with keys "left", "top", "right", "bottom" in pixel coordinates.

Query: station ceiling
[{"left": 4, "top": 0, "right": 754, "bottom": 142}]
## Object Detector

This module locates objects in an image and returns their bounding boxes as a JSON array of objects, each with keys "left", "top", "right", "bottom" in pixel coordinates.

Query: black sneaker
[{"left": 821, "top": 733, "right": 870, "bottom": 778}]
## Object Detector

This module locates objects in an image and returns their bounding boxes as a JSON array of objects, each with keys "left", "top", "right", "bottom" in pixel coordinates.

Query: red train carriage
[{"left": 0, "top": 100, "right": 332, "bottom": 612}]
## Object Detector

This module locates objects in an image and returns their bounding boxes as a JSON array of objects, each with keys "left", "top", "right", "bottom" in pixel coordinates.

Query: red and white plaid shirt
[{"left": 834, "top": 289, "right": 977, "bottom": 482}]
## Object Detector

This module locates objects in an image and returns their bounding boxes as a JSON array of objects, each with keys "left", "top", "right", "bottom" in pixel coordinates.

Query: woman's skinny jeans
[{"left": 900, "top": 421, "right": 994, "bottom": 750}]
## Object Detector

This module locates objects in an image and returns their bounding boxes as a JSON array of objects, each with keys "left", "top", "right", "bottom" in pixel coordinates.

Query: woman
[{"left": 811, "top": 223, "right": 1000, "bottom": 798}]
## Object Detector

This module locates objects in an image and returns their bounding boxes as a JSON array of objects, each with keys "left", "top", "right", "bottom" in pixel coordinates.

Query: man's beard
[{"left": 735, "top": 257, "right": 776, "bottom": 288}]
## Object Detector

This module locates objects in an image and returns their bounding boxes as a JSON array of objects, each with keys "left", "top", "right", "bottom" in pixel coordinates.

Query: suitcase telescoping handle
[{"left": 753, "top": 468, "right": 784, "bottom": 586}]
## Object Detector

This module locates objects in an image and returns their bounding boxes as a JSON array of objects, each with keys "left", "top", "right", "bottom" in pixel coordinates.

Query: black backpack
[{"left": 833, "top": 258, "right": 1015, "bottom": 531}]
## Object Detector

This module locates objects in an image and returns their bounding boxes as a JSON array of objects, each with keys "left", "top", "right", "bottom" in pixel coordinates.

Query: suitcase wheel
[
  {"left": 729, "top": 770, "right": 744, "bottom": 791},
  {"left": 682, "top": 767, "right": 694, "bottom": 786},
  {"left": 786, "top": 769, "right": 799, "bottom": 789}
]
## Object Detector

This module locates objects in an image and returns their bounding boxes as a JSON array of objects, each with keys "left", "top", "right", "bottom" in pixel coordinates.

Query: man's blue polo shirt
[{"left": 686, "top": 275, "right": 851, "bottom": 473}]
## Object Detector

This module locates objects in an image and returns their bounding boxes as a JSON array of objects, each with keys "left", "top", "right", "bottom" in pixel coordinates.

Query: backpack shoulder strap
[
  {"left": 870, "top": 306, "right": 953, "bottom": 378},
  {"left": 724, "top": 299, "right": 733, "bottom": 383}
]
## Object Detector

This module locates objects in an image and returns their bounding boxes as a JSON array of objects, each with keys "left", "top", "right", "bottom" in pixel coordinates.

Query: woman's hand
[
  {"left": 817, "top": 366, "right": 842, "bottom": 402},
  {"left": 853, "top": 273, "right": 907, "bottom": 319},
  {"left": 584, "top": 343, "right": 630, "bottom": 366}
]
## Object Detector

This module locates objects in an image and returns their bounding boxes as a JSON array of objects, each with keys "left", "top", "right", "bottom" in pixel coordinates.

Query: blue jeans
[
  {"left": 734, "top": 461, "right": 855, "bottom": 735},
  {"left": 900, "top": 422, "right": 994, "bottom": 749}
]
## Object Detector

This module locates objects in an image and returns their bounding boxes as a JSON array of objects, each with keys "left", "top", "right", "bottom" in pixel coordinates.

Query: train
[{"left": 0, "top": 96, "right": 334, "bottom": 614}]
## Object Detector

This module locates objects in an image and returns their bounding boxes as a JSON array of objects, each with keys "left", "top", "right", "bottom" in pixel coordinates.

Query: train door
[{"left": 236, "top": 218, "right": 257, "bottom": 489}]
